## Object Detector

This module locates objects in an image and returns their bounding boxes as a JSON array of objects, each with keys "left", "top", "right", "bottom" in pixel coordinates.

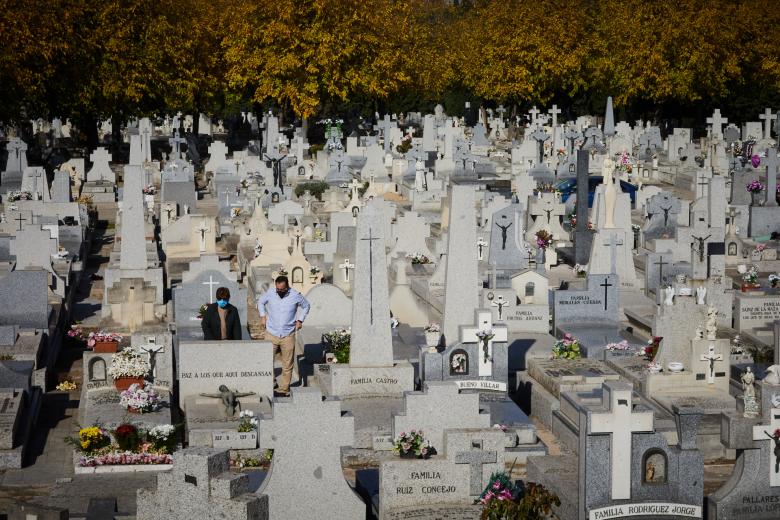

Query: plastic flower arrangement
[
  {"left": 323, "top": 327, "right": 351, "bottom": 364},
  {"left": 408, "top": 253, "right": 431, "bottom": 264},
  {"left": 638, "top": 336, "right": 662, "bottom": 360},
  {"left": 114, "top": 424, "right": 141, "bottom": 451},
  {"left": 85, "top": 331, "right": 122, "bottom": 349},
  {"left": 237, "top": 410, "right": 258, "bottom": 432},
  {"left": 7, "top": 191, "right": 32, "bottom": 202},
  {"left": 142, "top": 185, "right": 156, "bottom": 195},
  {"left": 746, "top": 180, "right": 765, "bottom": 194},
  {"left": 147, "top": 424, "right": 178, "bottom": 454},
  {"left": 119, "top": 383, "right": 160, "bottom": 413},
  {"left": 107, "top": 350, "right": 151, "bottom": 379},
  {"left": 535, "top": 230, "right": 553, "bottom": 250},
  {"left": 197, "top": 303, "right": 209, "bottom": 320},
  {"left": 605, "top": 340, "right": 631, "bottom": 352},
  {"left": 424, "top": 323, "right": 440, "bottom": 333},
  {"left": 552, "top": 333, "right": 581, "bottom": 360},
  {"left": 76, "top": 426, "right": 111, "bottom": 453},
  {"left": 393, "top": 430, "right": 434, "bottom": 459},
  {"left": 742, "top": 266, "right": 759, "bottom": 285},
  {"left": 56, "top": 380, "right": 77, "bottom": 391},
  {"left": 477, "top": 472, "right": 561, "bottom": 519},
  {"left": 79, "top": 452, "right": 172, "bottom": 467},
  {"left": 770, "top": 274, "right": 780, "bottom": 288},
  {"left": 478, "top": 472, "right": 515, "bottom": 505},
  {"left": 67, "top": 324, "right": 86, "bottom": 342},
  {"left": 573, "top": 264, "right": 587, "bottom": 277},
  {"left": 310, "top": 266, "right": 321, "bottom": 275},
  {"left": 616, "top": 151, "right": 633, "bottom": 174}
]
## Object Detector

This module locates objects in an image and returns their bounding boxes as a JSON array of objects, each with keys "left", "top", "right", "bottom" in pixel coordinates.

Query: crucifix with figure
[
  {"left": 169, "top": 130, "right": 186, "bottom": 159},
  {"left": 360, "top": 228, "right": 380, "bottom": 324},
  {"left": 196, "top": 223, "right": 211, "bottom": 252},
  {"left": 491, "top": 295, "right": 508, "bottom": 320},
  {"left": 461, "top": 310, "right": 508, "bottom": 377},
  {"left": 753, "top": 409, "right": 780, "bottom": 487},
  {"left": 202, "top": 275, "right": 219, "bottom": 303},
  {"left": 339, "top": 259, "right": 355, "bottom": 282},
  {"left": 139, "top": 338, "right": 165, "bottom": 380},
  {"left": 700, "top": 343, "right": 724, "bottom": 385},
  {"left": 476, "top": 236, "right": 487, "bottom": 260}
]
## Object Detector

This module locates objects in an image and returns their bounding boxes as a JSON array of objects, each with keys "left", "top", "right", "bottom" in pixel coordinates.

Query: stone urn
[{"left": 424, "top": 331, "right": 440, "bottom": 349}]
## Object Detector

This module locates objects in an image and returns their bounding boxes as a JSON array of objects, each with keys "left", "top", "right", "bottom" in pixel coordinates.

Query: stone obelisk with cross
[{"left": 349, "top": 200, "right": 393, "bottom": 367}]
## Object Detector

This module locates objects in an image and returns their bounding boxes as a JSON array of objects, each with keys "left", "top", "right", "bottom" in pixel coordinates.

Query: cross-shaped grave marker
[
  {"left": 529, "top": 127, "right": 550, "bottom": 166},
  {"left": 700, "top": 343, "right": 724, "bottom": 385},
  {"left": 195, "top": 222, "right": 211, "bottom": 252},
  {"left": 339, "top": 258, "right": 355, "bottom": 282},
  {"left": 455, "top": 440, "right": 498, "bottom": 495},
  {"left": 582, "top": 127, "right": 606, "bottom": 152},
  {"left": 653, "top": 255, "right": 669, "bottom": 287},
  {"left": 603, "top": 234, "right": 624, "bottom": 278},
  {"left": 599, "top": 276, "right": 614, "bottom": 311},
  {"left": 706, "top": 109, "right": 728, "bottom": 140},
  {"left": 476, "top": 236, "right": 487, "bottom": 261},
  {"left": 760, "top": 108, "right": 776, "bottom": 140},
  {"left": 169, "top": 130, "right": 186, "bottom": 159},
  {"left": 461, "top": 309, "right": 508, "bottom": 377},
  {"left": 202, "top": 275, "right": 219, "bottom": 303},
  {"left": 360, "top": 228, "right": 380, "bottom": 324},
  {"left": 589, "top": 384, "right": 654, "bottom": 500},
  {"left": 528, "top": 106, "right": 540, "bottom": 125},
  {"left": 753, "top": 408, "right": 780, "bottom": 487},
  {"left": 564, "top": 127, "right": 582, "bottom": 156}
]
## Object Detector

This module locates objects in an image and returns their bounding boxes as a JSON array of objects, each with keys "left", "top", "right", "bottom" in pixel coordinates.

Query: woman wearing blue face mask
[{"left": 201, "top": 287, "right": 243, "bottom": 340}]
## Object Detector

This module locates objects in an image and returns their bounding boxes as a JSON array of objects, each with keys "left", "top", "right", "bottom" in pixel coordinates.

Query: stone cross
[
  {"left": 760, "top": 108, "right": 776, "bottom": 140},
  {"left": 291, "top": 135, "right": 310, "bottom": 165},
  {"left": 752, "top": 408, "right": 780, "bottom": 487},
  {"left": 360, "top": 227, "right": 381, "bottom": 324},
  {"left": 139, "top": 339, "right": 165, "bottom": 379},
  {"left": 589, "top": 383, "right": 654, "bottom": 500},
  {"left": 454, "top": 442, "right": 498, "bottom": 495},
  {"left": 582, "top": 127, "right": 605, "bottom": 152},
  {"left": 380, "top": 114, "right": 393, "bottom": 153},
  {"left": 765, "top": 149, "right": 779, "bottom": 207},
  {"left": 203, "top": 275, "right": 219, "bottom": 303},
  {"left": 528, "top": 106, "right": 540, "bottom": 125},
  {"left": 196, "top": 223, "right": 211, "bottom": 252},
  {"left": 603, "top": 234, "right": 623, "bottom": 277},
  {"left": 339, "top": 258, "right": 355, "bottom": 282},
  {"left": 14, "top": 213, "right": 26, "bottom": 232},
  {"left": 700, "top": 343, "right": 724, "bottom": 384},
  {"left": 461, "top": 310, "right": 508, "bottom": 377},
  {"left": 169, "top": 131, "right": 186, "bottom": 159},
  {"left": 548, "top": 105, "right": 561, "bottom": 129},
  {"left": 529, "top": 128, "right": 550, "bottom": 166},
  {"left": 564, "top": 127, "right": 581, "bottom": 156},
  {"left": 476, "top": 236, "right": 487, "bottom": 261},
  {"left": 696, "top": 173, "right": 710, "bottom": 200},
  {"left": 653, "top": 256, "right": 669, "bottom": 287},
  {"left": 706, "top": 109, "right": 727, "bottom": 141},
  {"left": 490, "top": 295, "right": 508, "bottom": 320}
]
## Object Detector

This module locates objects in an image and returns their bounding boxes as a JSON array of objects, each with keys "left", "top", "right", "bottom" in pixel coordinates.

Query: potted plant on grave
[
  {"left": 408, "top": 253, "right": 431, "bottom": 265},
  {"left": 477, "top": 472, "right": 560, "bottom": 520},
  {"left": 572, "top": 264, "right": 587, "bottom": 278},
  {"left": 747, "top": 180, "right": 765, "bottom": 206},
  {"left": 87, "top": 331, "right": 123, "bottom": 353},
  {"left": 114, "top": 424, "right": 141, "bottom": 451},
  {"left": 740, "top": 265, "right": 760, "bottom": 292},
  {"left": 66, "top": 426, "right": 111, "bottom": 455},
  {"left": 323, "top": 327, "right": 350, "bottom": 363},
  {"left": 423, "top": 323, "right": 441, "bottom": 350},
  {"left": 770, "top": 273, "right": 780, "bottom": 289},
  {"left": 237, "top": 410, "right": 258, "bottom": 432},
  {"left": 108, "top": 349, "right": 150, "bottom": 391},
  {"left": 119, "top": 382, "right": 160, "bottom": 413},
  {"left": 309, "top": 266, "right": 321, "bottom": 281},
  {"left": 551, "top": 333, "right": 581, "bottom": 360},
  {"left": 147, "top": 424, "right": 179, "bottom": 454},
  {"left": 392, "top": 430, "right": 435, "bottom": 459}
]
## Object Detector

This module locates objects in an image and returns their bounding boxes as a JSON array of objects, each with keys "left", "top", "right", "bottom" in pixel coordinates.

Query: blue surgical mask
[{"left": 217, "top": 299, "right": 228, "bottom": 308}]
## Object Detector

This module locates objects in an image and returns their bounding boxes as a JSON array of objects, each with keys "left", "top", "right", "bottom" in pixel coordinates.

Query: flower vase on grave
[
  {"left": 114, "top": 376, "right": 145, "bottom": 392},
  {"left": 741, "top": 283, "right": 762, "bottom": 292},
  {"left": 424, "top": 331, "right": 440, "bottom": 349},
  {"left": 94, "top": 341, "right": 119, "bottom": 353}
]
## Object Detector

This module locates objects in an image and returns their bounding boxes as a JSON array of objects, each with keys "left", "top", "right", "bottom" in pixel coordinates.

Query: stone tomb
[
  {"left": 708, "top": 408, "right": 780, "bottom": 519},
  {"left": 257, "top": 387, "right": 365, "bottom": 520},
  {"left": 527, "top": 381, "right": 704, "bottom": 520},
  {"left": 179, "top": 341, "right": 273, "bottom": 448}
]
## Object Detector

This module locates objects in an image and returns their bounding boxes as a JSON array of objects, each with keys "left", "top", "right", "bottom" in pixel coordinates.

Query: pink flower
[{"left": 493, "top": 480, "right": 502, "bottom": 490}]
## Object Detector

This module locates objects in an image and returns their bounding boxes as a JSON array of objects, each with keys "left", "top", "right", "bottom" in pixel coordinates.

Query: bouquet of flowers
[
  {"left": 70, "top": 426, "right": 111, "bottom": 454},
  {"left": 424, "top": 323, "right": 440, "bottom": 333},
  {"left": 478, "top": 472, "right": 515, "bottom": 505},
  {"left": 605, "top": 340, "right": 630, "bottom": 352},
  {"left": 770, "top": 273, "right": 780, "bottom": 288},
  {"left": 310, "top": 266, "right": 321, "bottom": 276},
  {"left": 556, "top": 148, "right": 566, "bottom": 158},
  {"left": 756, "top": 243, "right": 767, "bottom": 253},
  {"left": 535, "top": 230, "right": 553, "bottom": 250},
  {"left": 108, "top": 350, "right": 151, "bottom": 379},
  {"left": 746, "top": 180, "right": 765, "bottom": 194},
  {"left": 119, "top": 383, "right": 160, "bottom": 413},
  {"left": 742, "top": 265, "right": 759, "bottom": 285},
  {"left": 396, "top": 134, "right": 413, "bottom": 154},
  {"left": 573, "top": 264, "right": 587, "bottom": 277},
  {"left": 7, "top": 191, "right": 32, "bottom": 202},
  {"left": 114, "top": 424, "right": 141, "bottom": 451},
  {"left": 237, "top": 410, "right": 258, "bottom": 432},
  {"left": 393, "top": 430, "right": 434, "bottom": 459},
  {"left": 478, "top": 473, "right": 561, "bottom": 519},
  {"left": 197, "top": 303, "right": 209, "bottom": 319},
  {"left": 56, "top": 380, "right": 77, "bottom": 391},
  {"left": 616, "top": 151, "right": 633, "bottom": 174},
  {"left": 638, "top": 336, "right": 662, "bottom": 360},
  {"left": 142, "top": 185, "right": 156, "bottom": 195},
  {"left": 408, "top": 253, "right": 431, "bottom": 264},
  {"left": 85, "top": 331, "right": 122, "bottom": 349},
  {"left": 67, "top": 324, "right": 86, "bottom": 342},
  {"left": 323, "top": 327, "right": 351, "bottom": 363},
  {"left": 147, "top": 424, "right": 178, "bottom": 453},
  {"left": 552, "top": 333, "right": 581, "bottom": 360}
]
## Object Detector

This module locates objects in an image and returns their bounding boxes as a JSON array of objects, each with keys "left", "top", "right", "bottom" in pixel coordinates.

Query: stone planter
[
  {"left": 114, "top": 376, "right": 145, "bottom": 392},
  {"left": 94, "top": 341, "right": 119, "bottom": 353},
  {"left": 424, "top": 331, "right": 440, "bottom": 348},
  {"left": 741, "top": 283, "right": 761, "bottom": 292}
]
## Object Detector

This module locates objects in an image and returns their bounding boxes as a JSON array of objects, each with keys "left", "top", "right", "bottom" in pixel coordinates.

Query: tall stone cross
[
  {"left": 528, "top": 106, "right": 540, "bottom": 125},
  {"left": 291, "top": 135, "right": 310, "bottom": 164},
  {"left": 706, "top": 109, "right": 727, "bottom": 141},
  {"left": 760, "top": 108, "right": 776, "bottom": 140},
  {"left": 455, "top": 442, "right": 498, "bottom": 495},
  {"left": 202, "top": 275, "right": 219, "bottom": 303},
  {"left": 589, "top": 383, "right": 654, "bottom": 500},
  {"left": 529, "top": 127, "right": 550, "bottom": 166},
  {"left": 603, "top": 234, "right": 623, "bottom": 277},
  {"left": 700, "top": 344, "right": 724, "bottom": 384},
  {"left": 339, "top": 258, "right": 355, "bottom": 282},
  {"left": 548, "top": 105, "right": 561, "bottom": 129},
  {"left": 765, "top": 148, "right": 779, "bottom": 207},
  {"left": 380, "top": 114, "right": 393, "bottom": 153},
  {"left": 752, "top": 408, "right": 780, "bottom": 487},
  {"left": 169, "top": 131, "right": 186, "bottom": 159},
  {"left": 360, "top": 227, "right": 380, "bottom": 324},
  {"left": 476, "top": 236, "right": 487, "bottom": 260},
  {"left": 564, "top": 127, "right": 581, "bottom": 156},
  {"left": 461, "top": 309, "right": 508, "bottom": 377}
]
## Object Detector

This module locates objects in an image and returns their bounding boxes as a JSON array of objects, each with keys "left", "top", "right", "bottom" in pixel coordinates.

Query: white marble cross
[
  {"left": 476, "top": 236, "right": 487, "bottom": 261},
  {"left": 461, "top": 310, "right": 508, "bottom": 377},
  {"left": 196, "top": 223, "right": 211, "bottom": 252},
  {"left": 590, "top": 385, "right": 654, "bottom": 500},
  {"left": 203, "top": 275, "right": 219, "bottom": 302},
  {"left": 339, "top": 258, "right": 355, "bottom": 282},
  {"left": 291, "top": 135, "right": 310, "bottom": 165},
  {"left": 760, "top": 108, "right": 776, "bottom": 140},
  {"left": 528, "top": 106, "right": 540, "bottom": 125},
  {"left": 753, "top": 408, "right": 780, "bottom": 487},
  {"left": 706, "top": 109, "right": 728, "bottom": 140},
  {"left": 700, "top": 343, "right": 724, "bottom": 384}
]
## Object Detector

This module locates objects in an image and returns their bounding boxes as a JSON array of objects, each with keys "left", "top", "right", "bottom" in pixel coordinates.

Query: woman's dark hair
[{"left": 216, "top": 287, "right": 231, "bottom": 300}]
